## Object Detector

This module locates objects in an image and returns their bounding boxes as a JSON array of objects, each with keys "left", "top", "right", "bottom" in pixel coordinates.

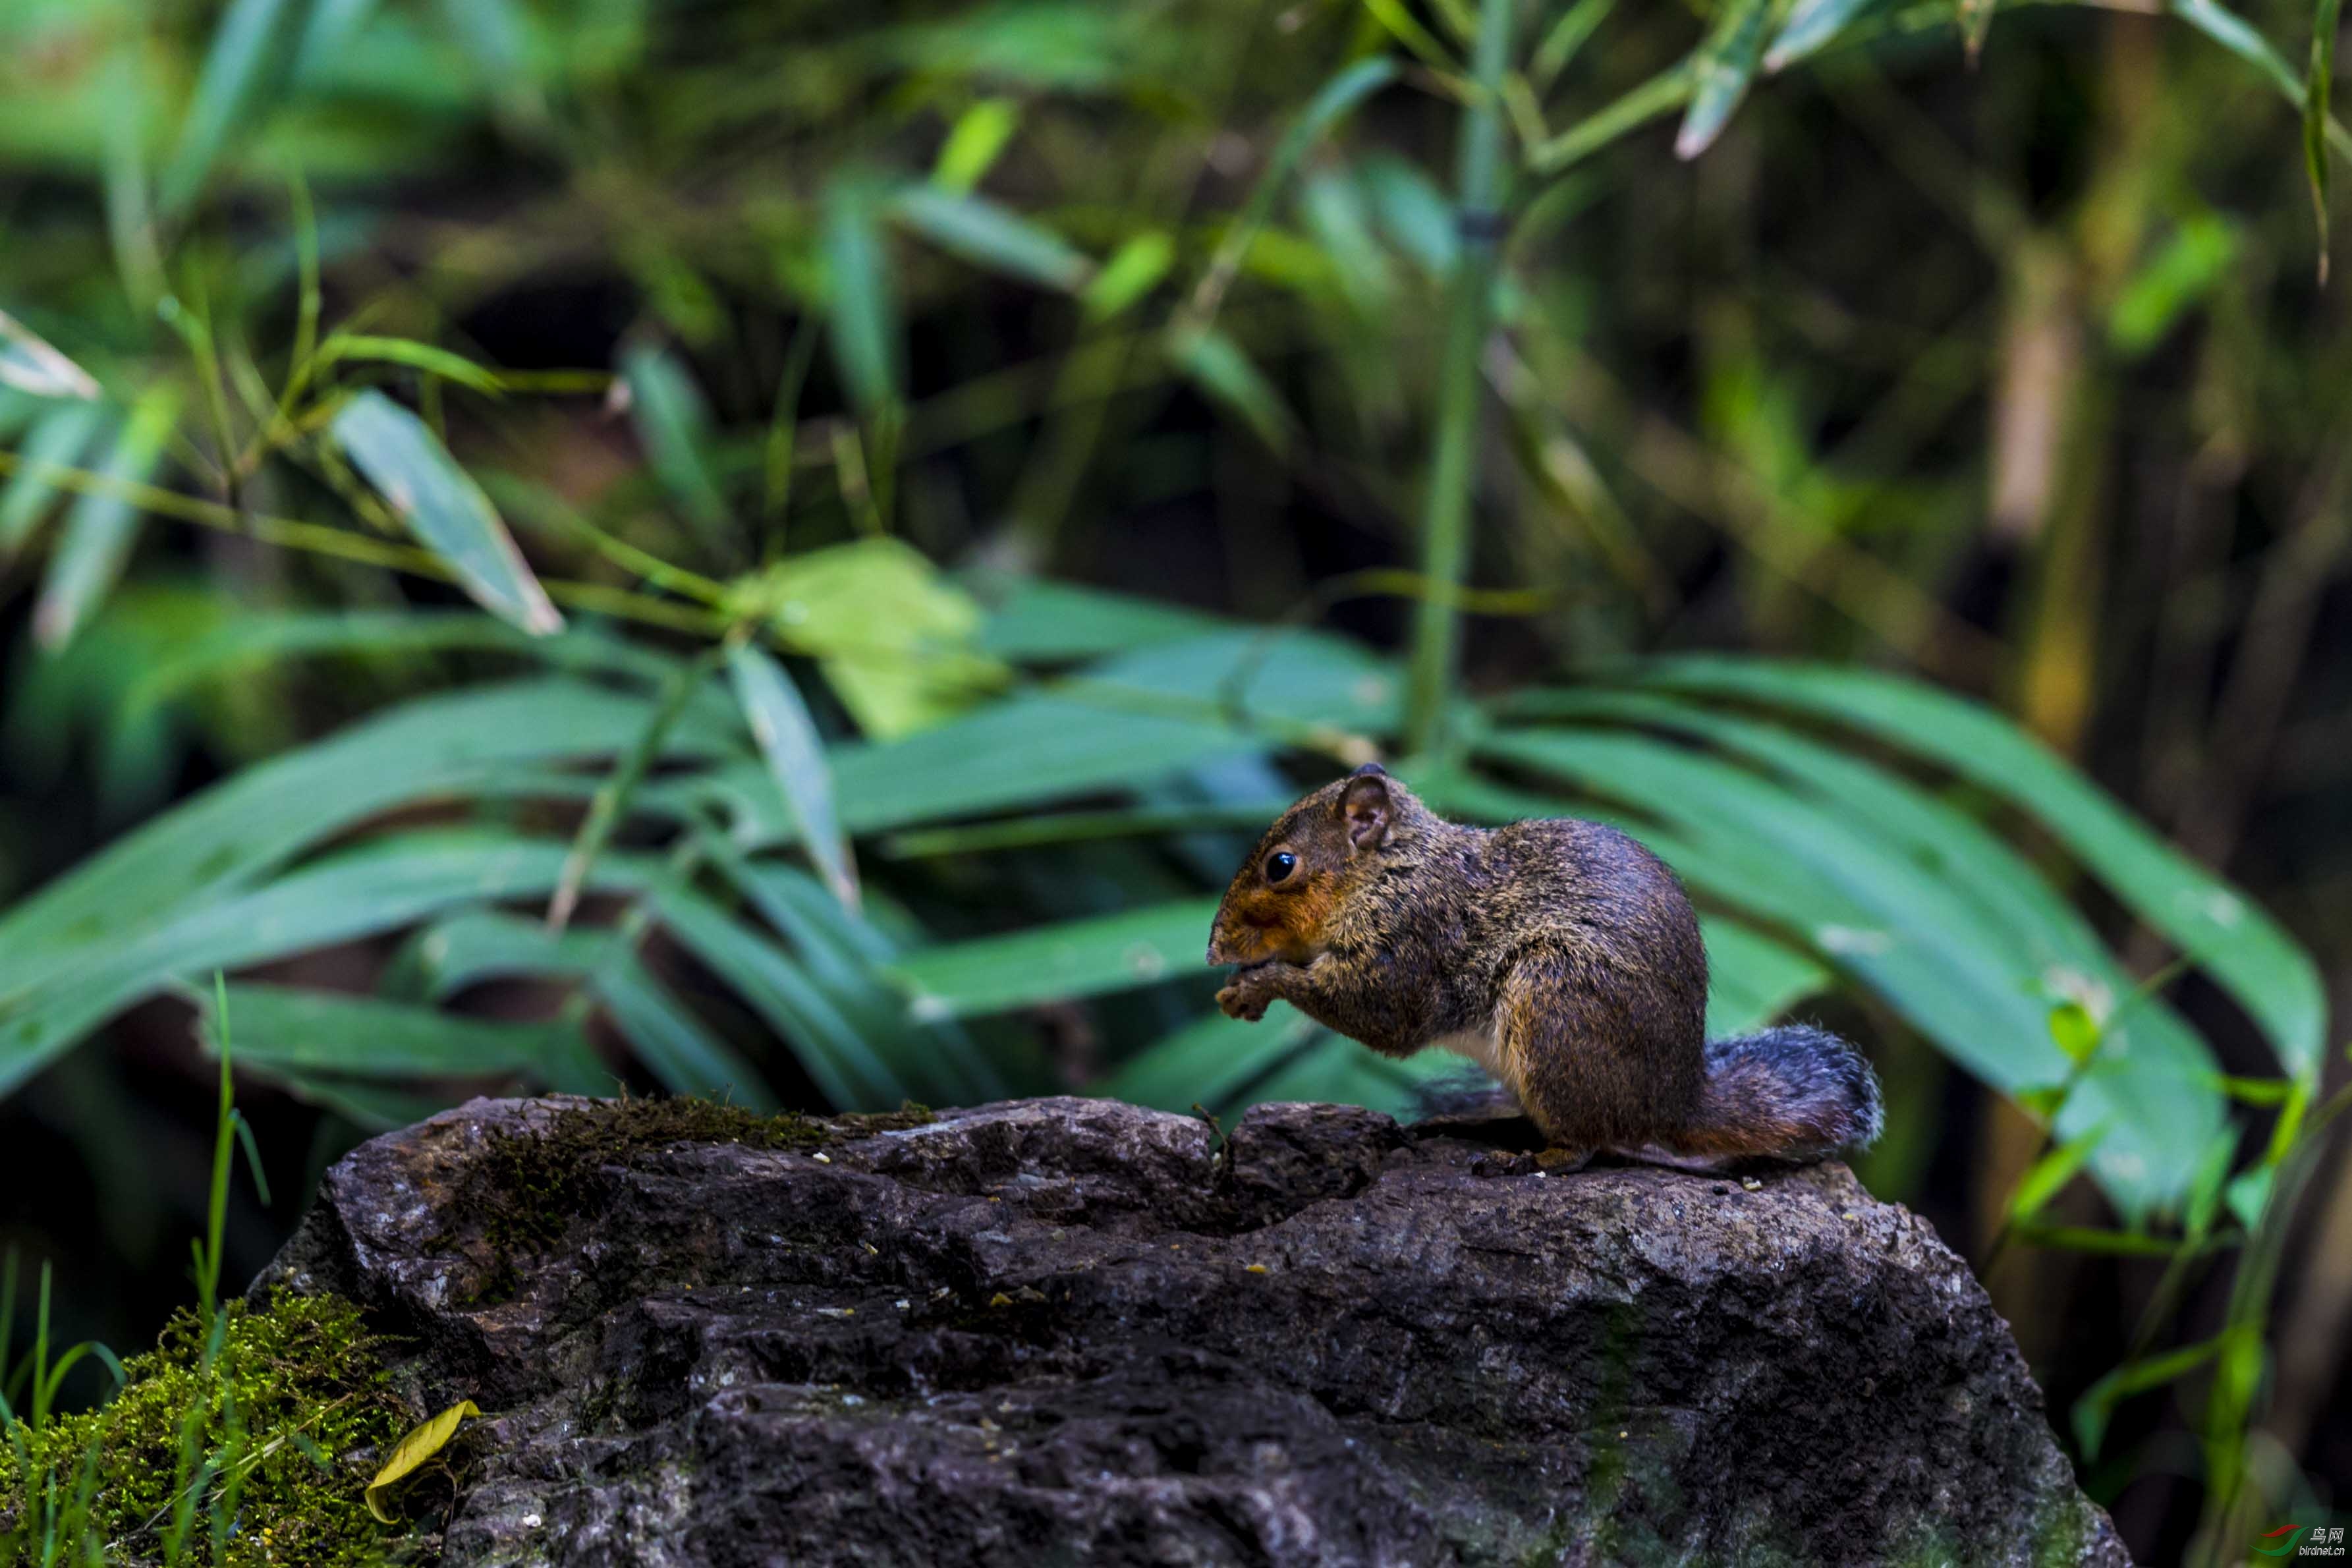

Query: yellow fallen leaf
[{"left": 366, "top": 1399, "right": 482, "bottom": 1523}]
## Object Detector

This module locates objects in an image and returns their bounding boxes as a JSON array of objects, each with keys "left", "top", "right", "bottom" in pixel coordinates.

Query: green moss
[
  {"left": 0, "top": 1289, "right": 412, "bottom": 1567},
  {"left": 454, "top": 1096, "right": 934, "bottom": 1299}
]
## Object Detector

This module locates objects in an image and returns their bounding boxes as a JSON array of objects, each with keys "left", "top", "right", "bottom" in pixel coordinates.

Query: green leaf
[
  {"left": 1634, "top": 658, "right": 2326, "bottom": 1080},
  {"left": 2308, "top": 0, "right": 2343, "bottom": 278},
  {"left": 1081, "top": 231, "right": 1176, "bottom": 323},
  {"left": 0, "top": 311, "right": 101, "bottom": 401},
  {"left": 2010, "top": 1124, "right": 2111, "bottom": 1221},
  {"left": 2072, "top": 1334, "right": 2226, "bottom": 1457},
  {"left": 2226, "top": 1163, "right": 2276, "bottom": 1229},
  {"left": 367, "top": 1401, "right": 481, "bottom": 1523},
  {"left": 547, "top": 648, "right": 725, "bottom": 930},
  {"left": 1103, "top": 1007, "right": 1325, "bottom": 1114},
  {"left": 0, "top": 680, "right": 723, "bottom": 998},
  {"left": 0, "top": 401, "right": 107, "bottom": 553},
  {"left": 331, "top": 389, "right": 563, "bottom": 634},
  {"left": 1167, "top": 325, "right": 1297, "bottom": 453},
  {"left": 823, "top": 180, "right": 902, "bottom": 412},
  {"left": 0, "top": 831, "right": 660, "bottom": 1098},
  {"left": 1529, "top": 63, "right": 1696, "bottom": 173},
  {"left": 975, "top": 574, "right": 1225, "bottom": 660},
  {"left": 892, "top": 186, "right": 1094, "bottom": 293},
  {"left": 621, "top": 343, "right": 732, "bottom": 545},
  {"left": 159, "top": 0, "right": 303, "bottom": 215},
  {"left": 2049, "top": 1001, "right": 2102, "bottom": 1066},
  {"left": 320, "top": 334, "right": 503, "bottom": 395},
  {"left": 1764, "top": 0, "right": 1889, "bottom": 69},
  {"left": 728, "top": 642, "right": 858, "bottom": 909},
  {"left": 1675, "top": 0, "right": 1774, "bottom": 158},
  {"left": 2171, "top": 0, "right": 2303, "bottom": 98},
  {"left": 35, "top": 386, "right": 181, "bottom": 651},
  {"left": 932, "top": 98, "right": 1022, "bottom": 194},
  {"left": 2108, "top": 213, "right": 2238, "bottom": 357},
  {"left": 653, "top": 887, "right": 906, "bottom": 1109},
  {"left": 734, "top": 537, "right": 992, "bottom": 739},
  {"left": 885, "top": 897, "right": 1220, "bottom": 1019},
  {"left": 1703, "top": 918, "right": 1830, "bottom": 1036},
  {"left": 198, "top": 982, "right": 605, "bottom": 1090},
  {"left": 593, "top": 957, "right": 775, "bottom": 1106},
  {"left": 1476, "top": 714, "right": 2214, "bottom": 1214}
]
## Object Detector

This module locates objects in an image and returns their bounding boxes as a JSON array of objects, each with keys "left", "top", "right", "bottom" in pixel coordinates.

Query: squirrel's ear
[{"left": 1341, "top": 772, "right": 1392, "bottom": 851}]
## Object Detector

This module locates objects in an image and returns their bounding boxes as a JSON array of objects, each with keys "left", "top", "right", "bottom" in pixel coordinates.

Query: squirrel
[{"left": 1205, "top": 764, "right": 1882, "bottom": 1171}]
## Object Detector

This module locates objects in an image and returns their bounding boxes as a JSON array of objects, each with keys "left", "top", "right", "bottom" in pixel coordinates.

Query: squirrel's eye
[{"left": 1264, "top": 851, "right": 1297, "bottom": 883}]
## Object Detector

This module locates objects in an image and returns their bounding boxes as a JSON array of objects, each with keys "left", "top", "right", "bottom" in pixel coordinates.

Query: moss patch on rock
[
  {"left": 0, "top": 1289, "right": 412, "bottom": 1567},
  {"left": 454, "top": 1096, "right": 934, "bottom": 1297}
]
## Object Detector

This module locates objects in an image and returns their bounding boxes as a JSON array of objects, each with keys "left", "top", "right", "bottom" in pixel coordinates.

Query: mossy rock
[{"left": 0, "top": 1290, "right": 412, "bottom": 1567}]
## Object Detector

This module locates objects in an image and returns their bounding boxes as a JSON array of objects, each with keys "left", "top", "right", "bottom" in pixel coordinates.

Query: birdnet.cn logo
[{"left": 2258, "top": 1525, "right": 2347, "bottom": 1557}]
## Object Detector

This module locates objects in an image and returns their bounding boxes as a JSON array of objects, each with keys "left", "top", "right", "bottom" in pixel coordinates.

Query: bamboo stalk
[{"left": 1404, "top": 0, "right": 1515, "bottom": 757}]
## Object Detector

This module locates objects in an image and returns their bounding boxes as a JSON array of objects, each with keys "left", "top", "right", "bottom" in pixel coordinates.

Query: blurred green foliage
[{"left": 0, "top": 0, "right": 2346, "bottom": 1559}]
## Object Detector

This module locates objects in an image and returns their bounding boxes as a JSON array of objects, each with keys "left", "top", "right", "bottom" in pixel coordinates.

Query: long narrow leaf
[
  {"left": 621, "top": 343, "right": 732, "bottom": 546},
  {"left": 1631, "top": 658, "right": 2326, "bottom": 1079},
  {"left": 885, "top": 897, "right": 1221, "bottom": 1019},
  {"left": 892, "top": 186, "right": 1094, "bottom": 293},
  {"left": 728, "top": 643, "right": 858, "bottom": 909},
  {"left": 1676, "top": 0, "right": 1774, "bottom": 157},
  {"left": 331, "top": 389, "right": 563, "bottom": 634},
  {"left": 159, "top": 0, "right": 302, "bottom": 214},
  {"left": 198, "top": 982, "right": 605, "bottom": 1090},
  {"left": 0, "top": 312, "right": 101, "bottom": 401},
  {"left": 0, "top": 402, "right": 107, "bottom": 553},
  {"left": 34, "top": 387, "right": 182, "bottom": 650}
]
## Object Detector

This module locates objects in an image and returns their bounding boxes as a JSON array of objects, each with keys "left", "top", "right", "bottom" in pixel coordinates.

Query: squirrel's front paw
[{"left": 1218, "top": 966, "right": 1277, "bottom": 1022}]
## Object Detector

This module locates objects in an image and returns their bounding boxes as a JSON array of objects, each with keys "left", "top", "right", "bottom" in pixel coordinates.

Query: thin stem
[{"left": 1405, "top": 0, "right": 1515, "bottom": 758}]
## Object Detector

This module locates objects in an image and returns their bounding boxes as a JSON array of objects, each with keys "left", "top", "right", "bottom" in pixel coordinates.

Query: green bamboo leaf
[
  {"left": 1167, "top": 325, "right": 1297, "bottom": 453},
  {"left": 0, "top": 401, "right": 107, "bottom": 553},
  {"left": 330, "top": 389, "right": 563, "bottom": 634},
  {"left": 2010, "top": 1125, "right": 2112, "bottom": 1221},
  {"left": 1080, "top": 231, "right": 1177, "bottom": 323},
  {"left": 1533, "top": 0, "right": 1620, "bottom": 84},
  {"left": 663, "top": 629, "right": 1395, "bottom": 850},
  {"left": 320, "top": 334, "right": 504, "bottom": 395},
  {"left": 0, "top": 831, "right": 661, "bottom": 1097},
  {"left": 123, "top": 611, "right": 678, "bottom": 715},
  {"left": 1104, "top": 1008, "right": 1325, "bottom": 1113},
  {"left": 547, "top": 648, "right": 725, "bottom": 931},
  {"left": 0, "top": 311, "right": 101, "bottom": 401},
  {"left": 885, "top": 897, "right": 1221, "bottom": 1020},
  {"left": 975, "top": 574, "right": 1225, "bottom": 660},
  {"left": 2072, "top": 1334, "right": 2226, "bottom": 1457},
  {"left": 159, "top": 0, "right": 303, "bottom": 215},
  {"left": 891, "top": 186, "right": 1094, "bottom": 293},
  {"left": 34, "top": 386, "right": 182, "bottom": 651},
  {"left": 1764, "top": 0, "right": 1890, "bottom": 69},
  {"left": 654, "top": 888, "right": 906, "bottom": 1109},
  {"left": 727, "top": 643, "right": 858, "bottom": 909},
  {"left": 1702, "top": 918, "right": 1830, "bottom": 1036},
  {"left": 1528, "top": 63, "right": 1696, "bottom": 173},
  {"left": 0, "top": 680, "right": 725, "bottom": 999},
  {"left": 1633, "top": 658, "right": 2326, "bottom": 1080},
  {"left": 822, "top": 180, "right": 902, "bottom": 412},
  {"left": 594, "top": 958, "right": 777, "bottom": 1106},
  {"left": 2171, "top": 0, "right": 2303, "bottom": 96},
  {"left": 932, "top": 98, "right": 1021, "bottom": 194},
  {"left": 1476, "top": 721, "right": 2213, "bottom": 1214},
  {"left": 1187, "top": 57, "right": 1398, "bottom": 321},
  {"left": 2308, "top": 0, "right": 2343, "bottom": 279},
  {"left": 1675, "top": 0, "right": 1774, "bottom": 158},
  {"left": 619, "top": 343, "right": 731, "bottom": 545},
  {"left": 383, "top": 908, "right": 607, "bottom": 1000},
  {"left": 1239, "top": 1030, "right": 1463, "bottom": 1121},
  {"left": 198, "top": 982, "right": 604, "bottom": 1090}
]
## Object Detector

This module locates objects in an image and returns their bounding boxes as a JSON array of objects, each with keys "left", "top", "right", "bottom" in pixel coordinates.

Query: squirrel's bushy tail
[{"left": 1675, "top": 1025, "right": 1884, "bottom": 1163}]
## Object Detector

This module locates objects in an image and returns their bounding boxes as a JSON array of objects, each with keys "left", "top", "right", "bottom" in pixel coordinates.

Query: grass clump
[{"left": 0, "top": 1289, "right": 411, "bottom": 1567}]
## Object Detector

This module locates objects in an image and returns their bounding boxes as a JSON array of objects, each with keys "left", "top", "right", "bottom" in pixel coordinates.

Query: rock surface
[{"left": 260, "top": 1094, "right": 2127, "bottom": 1567}]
